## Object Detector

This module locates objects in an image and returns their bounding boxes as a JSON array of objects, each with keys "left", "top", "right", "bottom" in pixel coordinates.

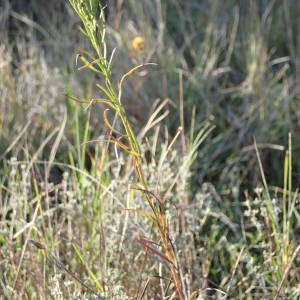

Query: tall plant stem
[{"left": 68, "top": 1, "right": 185, "bottom": 298}]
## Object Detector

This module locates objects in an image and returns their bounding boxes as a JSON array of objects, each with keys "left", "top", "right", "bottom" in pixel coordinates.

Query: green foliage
[{"left": 0, "top": 0, "right": 299, "bottom": 299}]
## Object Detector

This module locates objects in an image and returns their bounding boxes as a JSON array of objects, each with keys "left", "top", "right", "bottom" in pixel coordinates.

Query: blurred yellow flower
[{"left": 131, "top": 36, "right": 145, "bottom": 51}]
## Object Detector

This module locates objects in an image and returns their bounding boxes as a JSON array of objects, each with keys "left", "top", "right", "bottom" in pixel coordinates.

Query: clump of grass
[
  {"left": 67, "top": 1, "right": 213, "bottom": 298},
  {"left": 1, "top": 1, "right": 300, "bottom": 299}
]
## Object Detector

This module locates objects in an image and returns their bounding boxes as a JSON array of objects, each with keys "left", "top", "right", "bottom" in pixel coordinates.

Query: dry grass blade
[
  {"left": 274, "top": 239, "right": 300, "bottom": 298},
  {"left": 136, "top": 238, "right": 174, "bottom": 265},
  {"left": 0, "top": 119, "right": 32, "bottom": 160},
  {"left": 29, "top": 239, "right": 104, "bottom": 299}
]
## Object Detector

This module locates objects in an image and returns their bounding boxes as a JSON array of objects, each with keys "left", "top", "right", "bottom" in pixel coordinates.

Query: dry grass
[{"left": 0, "top": 0, "right": 299, "bottom": 299}]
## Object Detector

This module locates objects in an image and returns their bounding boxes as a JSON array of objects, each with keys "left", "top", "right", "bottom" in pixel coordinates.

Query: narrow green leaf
[{"left": 72, "top": 244, "right": 104, "bottom": 293}]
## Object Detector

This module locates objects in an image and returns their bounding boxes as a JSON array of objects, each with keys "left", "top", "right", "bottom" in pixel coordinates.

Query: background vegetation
[{"left": 0, "top": 0, "right": 299, "bottom": 299}]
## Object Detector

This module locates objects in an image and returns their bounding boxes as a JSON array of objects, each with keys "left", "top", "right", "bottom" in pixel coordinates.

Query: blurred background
[{"left": 1, "top": 0, "right": 300, "bottom": 191}]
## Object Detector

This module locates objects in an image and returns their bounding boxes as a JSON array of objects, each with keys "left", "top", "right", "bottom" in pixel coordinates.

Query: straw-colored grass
[{"left": 0, "top": 1, "right": 299, "bottom": 299}]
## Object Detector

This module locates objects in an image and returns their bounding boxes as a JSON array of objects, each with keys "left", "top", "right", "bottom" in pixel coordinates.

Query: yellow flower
[{"left": 131, "top": 36, "right": 145, "bottom": 51}]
